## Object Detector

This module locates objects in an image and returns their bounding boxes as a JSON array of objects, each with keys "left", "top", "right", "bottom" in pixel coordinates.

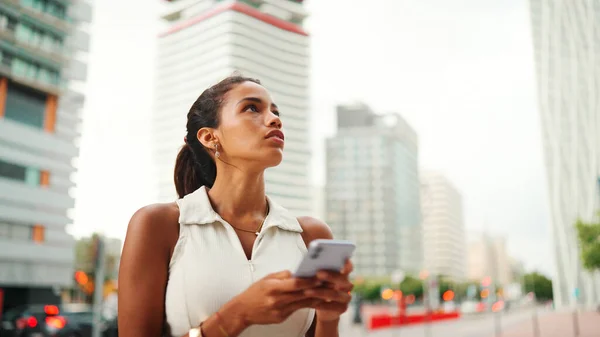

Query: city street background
[{"left": 1, "top": 0, "right": 599, "bottom": 337}]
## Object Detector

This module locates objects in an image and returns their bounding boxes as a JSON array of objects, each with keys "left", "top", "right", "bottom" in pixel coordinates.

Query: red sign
[{"left": 0, "top": 288, "right": 4, "bottom": 320}]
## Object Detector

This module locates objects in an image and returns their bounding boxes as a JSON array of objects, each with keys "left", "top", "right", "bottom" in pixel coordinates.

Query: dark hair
[{"left": 174, "top": 75, "right": 261, "bottom": 198}]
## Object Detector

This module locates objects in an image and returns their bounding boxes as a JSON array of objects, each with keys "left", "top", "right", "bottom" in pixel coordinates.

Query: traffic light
[{"left": 74, "top": 270, "right": 94, "bottom": 295}]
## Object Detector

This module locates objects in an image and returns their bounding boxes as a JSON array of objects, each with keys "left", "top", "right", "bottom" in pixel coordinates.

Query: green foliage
[
  {"left": 74, "top": 235, "right": 96, "bottom": 272},
  {"left": 523, "top": 272, "right": 553, "bottom": 301},
  {"left": 353, "top": 275, "right": 423, "bottom": 302},
  {"left": 352, "top": 275, "right": 484, "bottom": 302},
  {"left": 74, "top": 233, "right": 120, "bottom": 279},
  {"left": 575, "top": 215, "right": 600, "bottom": 271},
  {"left": 353, "top": 279, "right": 383, "bottom": 302},
  {"left": 353, "top": 273, "right": 523, "bottom": 303},
  {"left": 399, "top": 276, "right": 424, "bottom": 298},
  {"left": 453, "top": 282, "right": 468, "bottom": 299}
]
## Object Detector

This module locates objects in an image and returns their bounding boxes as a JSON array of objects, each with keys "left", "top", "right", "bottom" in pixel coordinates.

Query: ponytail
[{"left": 173, "top": 142, "right": 216, "bottom": 198}]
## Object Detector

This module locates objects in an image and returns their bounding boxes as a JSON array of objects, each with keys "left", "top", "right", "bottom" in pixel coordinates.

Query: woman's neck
[{"left": 207, "top": 169, "right": 267, "bottom": 219}]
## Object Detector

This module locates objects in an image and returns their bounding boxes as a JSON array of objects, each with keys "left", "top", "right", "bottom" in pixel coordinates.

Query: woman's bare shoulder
[{"left": 124, "top": 202, "right": 181, "bottom": 255}]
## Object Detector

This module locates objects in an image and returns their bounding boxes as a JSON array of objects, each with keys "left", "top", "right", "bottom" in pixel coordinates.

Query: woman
[{"left": 118, "top": 75, "right": 354, "bottom": 337}]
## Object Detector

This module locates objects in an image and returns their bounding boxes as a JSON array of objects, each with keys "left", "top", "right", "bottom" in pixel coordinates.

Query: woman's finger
[
  {"left": 304, "top": 288, "right": 352, "bottom": 304},
  {"left": 316, "top": 270, "right": 352, "bottom": 286},
  {"left": 341, "top": 259, "right": 354, "bottom": 275},
  {"left": 314, "top": 301, "right": 349, "bottom": 313}
]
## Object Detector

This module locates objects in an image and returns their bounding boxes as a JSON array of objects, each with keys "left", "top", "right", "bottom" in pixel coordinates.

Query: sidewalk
[{"left": 496, "top": 311, "right": 600, "bottom": 337}]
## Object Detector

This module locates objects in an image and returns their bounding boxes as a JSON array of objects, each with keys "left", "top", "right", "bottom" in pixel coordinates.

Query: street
[{"left": 338, "top": 308, "right": 549, "bottom": 337}]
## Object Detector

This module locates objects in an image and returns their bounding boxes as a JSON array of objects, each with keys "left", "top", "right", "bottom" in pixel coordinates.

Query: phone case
[{"left": 294, "top": 239, "right": 356, "bottom": 278}]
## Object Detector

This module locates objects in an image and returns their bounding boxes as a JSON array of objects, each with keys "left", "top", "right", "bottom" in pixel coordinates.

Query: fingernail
[
  {"left": 317, "top": 272, "right": 328, "bottom": 279},
  {"left": 305, "top": 289, "right": 315, "bottom": 295}
]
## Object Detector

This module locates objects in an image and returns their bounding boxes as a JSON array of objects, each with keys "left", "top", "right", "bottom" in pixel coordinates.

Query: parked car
[{"left": 0, "top": 303, "right": 109, "bottom": 337}]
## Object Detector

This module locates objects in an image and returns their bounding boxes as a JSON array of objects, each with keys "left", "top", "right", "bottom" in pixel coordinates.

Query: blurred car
[{"left": 0, "top": 303, "right": 108, "bottom": 337}]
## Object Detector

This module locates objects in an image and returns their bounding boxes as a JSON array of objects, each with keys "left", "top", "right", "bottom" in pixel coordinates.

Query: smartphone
[{"left": 294, "top": 239, "right": 356, "bottom": 278}]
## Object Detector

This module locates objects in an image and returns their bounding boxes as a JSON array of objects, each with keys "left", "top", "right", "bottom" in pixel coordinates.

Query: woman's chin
[{"left": 263, "top": 153, "right": 284, "bottom": 168}]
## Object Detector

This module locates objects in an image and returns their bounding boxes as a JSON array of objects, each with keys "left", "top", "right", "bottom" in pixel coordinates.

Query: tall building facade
[
  {"left": 467, "top": 235, "right": 514, "bottom": 286},
  {"left": 0, "top": 0, "right": 92, "bottom": 311},
  {"left": 529, "top": 0, "right": 600, "bottom": 307},
  {"left": 420, "top": 171, "right": 466, "bottom": 281},
  {"left": 154, "top": 0, "right": 311, "bottom": 215},
  {"left": 326, "top": 103, "right": 422, "bottom": 277}
]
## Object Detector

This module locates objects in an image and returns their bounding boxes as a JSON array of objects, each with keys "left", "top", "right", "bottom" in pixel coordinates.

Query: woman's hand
[
  {"left": 305, "top": 259, "right": 354, "bottom": 322},
  {"left": 223, "top": 270, "right": 322, "bottom": 328}
]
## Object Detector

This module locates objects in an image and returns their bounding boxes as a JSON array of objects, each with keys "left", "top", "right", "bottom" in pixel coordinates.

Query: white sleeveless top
[{"left": 164, "top": 186, "right": 315, "bottom": 337}]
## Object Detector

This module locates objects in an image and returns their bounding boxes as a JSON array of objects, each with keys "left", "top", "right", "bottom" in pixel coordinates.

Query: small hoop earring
[{"left": 214, "top": 143, "right": 220, "bottom": 158}]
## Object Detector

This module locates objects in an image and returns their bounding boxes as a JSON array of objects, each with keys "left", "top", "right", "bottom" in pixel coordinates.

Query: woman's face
[{"left": 201, "top": 81, "right": 284, "bottom": 169}]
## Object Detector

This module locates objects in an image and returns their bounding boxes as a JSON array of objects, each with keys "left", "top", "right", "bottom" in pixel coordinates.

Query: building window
[
  {"left": 0, "top": 158, "right": 26, "bottom": 181},
  {"left": 25, "top": 167, "right": 41, "bottom": 185},
  {"left": 0, "top": 12, "right": 18, "bottom": 32},
  {"left": 0, "top": 52, "right": 12, "bottom": 68},
  {"left": 4, "top": 82, "right": 46, "bottom": 128},
  {"left": 0, "top": 158, "right": 41, "bottom": 186},
  {"left": 0, "top": 221, "right": 32, "bottom": 241},
  {"left": 0, "top": 221, "right": 45, "bottom": 243}
]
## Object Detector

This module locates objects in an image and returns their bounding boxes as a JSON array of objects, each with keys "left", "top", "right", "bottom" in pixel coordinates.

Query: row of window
[
  {"left": 0, "top": 221, "right": 45, "bottom": 243},
  {"left": 0, "top": 51, "right": 60, "bottom": 87},
  {"left": 22, "top": 0, "right": 67, "bottom": 20},
  {"left": 1, "top": 13, "right": 64, "bottom": 51},
  {"left": 15, "top": 21, "right": 64, "bottom": 53}
]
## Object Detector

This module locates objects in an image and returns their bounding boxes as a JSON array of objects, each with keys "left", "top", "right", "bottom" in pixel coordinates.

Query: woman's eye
[
  {"left": 244, "top": 104, "right": 259, "bottom": 112},
  {"left": 272, "top": 111, "right": 280, "bottom": 117}
]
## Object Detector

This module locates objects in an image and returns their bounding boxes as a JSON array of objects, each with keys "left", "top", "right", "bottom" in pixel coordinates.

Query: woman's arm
[
  {"left": 299, "top": 216, "right": 351, "bottom": 337},
  {"left": 118, "top": 203, "right": 180, "bottom": 337}
]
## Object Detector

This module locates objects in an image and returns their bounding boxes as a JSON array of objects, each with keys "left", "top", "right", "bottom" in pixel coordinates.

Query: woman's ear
[{"left": 197, "top": 127, "right": 218, "bottom": 149}]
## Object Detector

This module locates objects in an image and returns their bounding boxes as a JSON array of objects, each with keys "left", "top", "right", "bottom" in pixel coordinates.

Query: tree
[
  {"left": 353, "top": 279, "right": 387, "bottom": 302},
  {"left": 399, "top": 276, "right": 424, "bottom": 299},
  {"left": 72, "top": 234, "right": 122, "bottom": 303},
  {"left": 575, "top": 214, "right": 600, "bottom": 271},
  {"left": 352, "top": 275, "right": 425, "bottom": 302},
  {"left": 523, "top": 272, "right": 553, "bottom": 301}
]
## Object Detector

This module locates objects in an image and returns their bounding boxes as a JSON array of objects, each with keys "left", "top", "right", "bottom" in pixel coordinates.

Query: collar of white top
[{"left": 177, "top": 186, "right": 303, "bottom": 233}]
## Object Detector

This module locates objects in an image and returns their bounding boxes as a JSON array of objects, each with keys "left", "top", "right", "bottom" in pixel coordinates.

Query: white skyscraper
[
  {"left": 154, "top": 0, "right": 311, "bottom": 215},
  {"left": 529, "top": 0, "right": 600, "bottom": 307},
  {"left": 421, "top": 172, "right": 467, "bottom": 281}
]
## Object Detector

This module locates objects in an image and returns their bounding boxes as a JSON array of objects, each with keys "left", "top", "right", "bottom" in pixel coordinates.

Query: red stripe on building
[{"left": 158, "top": 2, "right": 308, "bottom": 38}]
